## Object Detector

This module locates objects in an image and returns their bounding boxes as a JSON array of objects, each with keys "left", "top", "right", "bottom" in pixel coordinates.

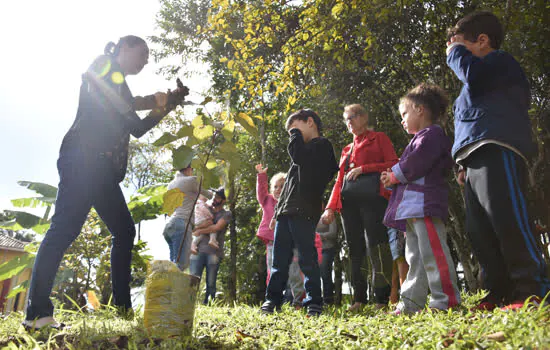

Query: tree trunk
[
  {"left": 72, "top": 271, "right": 80, "bottom": 307},
  {"left": 502, "top": 0, "right": 514, "bottom": 33},
  {"left": 529, "top": 112, "right": 550, "bottom": 266},
  {"left": 259, "top": 110, "right": 267, "bottom": 165},
  {"left": 228, "top": 183, "right": 238, "bottom": 302},
  {"left": 257, "top": 248, "right": 267, "bottom": 303},
  {"left": 448, "top": 198, "right": 480, "bottom": 291},
  {"left": 85, "top": 259, "right": 92, "bottom": 291},
  {"left": 100, "top": 266, "right": 112, "bottom": 305}
]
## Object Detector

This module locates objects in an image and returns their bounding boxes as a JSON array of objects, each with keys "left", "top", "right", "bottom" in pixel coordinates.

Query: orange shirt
[{"left": 327, "top": 130, "right": 398, "bottom": 211}]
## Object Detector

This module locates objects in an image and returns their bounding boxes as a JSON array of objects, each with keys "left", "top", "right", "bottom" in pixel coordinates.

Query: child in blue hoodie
[{"left": 447, "top": 11, "right": 549, "bottom": 310}]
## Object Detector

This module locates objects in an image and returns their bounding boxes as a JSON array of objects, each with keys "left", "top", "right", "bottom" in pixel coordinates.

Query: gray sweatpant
[
  {"left": 287, "top": 249, "right": 306, "bottom": 304},
  {"left": 397, "top": 217, "right": 461, "bottom": 313},
  {"left": 267, "top": 245, "right": 305, "bottom": 304}
]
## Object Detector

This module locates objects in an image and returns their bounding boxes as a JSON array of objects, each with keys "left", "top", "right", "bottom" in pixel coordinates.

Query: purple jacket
[{"left": 383, "top": 125, "right": 453, "bottom": 231}]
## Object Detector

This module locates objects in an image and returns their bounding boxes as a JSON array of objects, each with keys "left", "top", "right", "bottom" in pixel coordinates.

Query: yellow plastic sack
[{"left": 143, "top": 260, "right": 200, "bottom": 337}]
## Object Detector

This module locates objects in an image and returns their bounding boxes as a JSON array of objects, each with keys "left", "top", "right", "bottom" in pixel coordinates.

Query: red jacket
[{"left": 327, "top": 130, "right": 398, "bottom": 212}]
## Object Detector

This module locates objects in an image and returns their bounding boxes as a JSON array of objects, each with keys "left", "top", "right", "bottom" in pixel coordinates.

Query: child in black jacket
[{"left": 261, "top": 109, "right": 338, "bottom": 317}]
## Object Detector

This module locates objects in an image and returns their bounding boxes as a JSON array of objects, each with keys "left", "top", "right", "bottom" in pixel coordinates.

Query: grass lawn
[{"left": 1, "top": 292, "right": 549, "bottom": 349}]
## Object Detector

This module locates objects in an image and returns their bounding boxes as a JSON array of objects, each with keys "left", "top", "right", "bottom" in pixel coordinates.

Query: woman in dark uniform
[{"left": 23, "top": 35, "right": 187, "bottom": 330}]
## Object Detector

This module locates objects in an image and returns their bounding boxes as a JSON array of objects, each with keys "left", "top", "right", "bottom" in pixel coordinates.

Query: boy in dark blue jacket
[
  {"left": 261, "top": 109, "right": 338, "bottom": 317},
  {"left": 447, "top": 11, "right": 549, "bottom": 310}
]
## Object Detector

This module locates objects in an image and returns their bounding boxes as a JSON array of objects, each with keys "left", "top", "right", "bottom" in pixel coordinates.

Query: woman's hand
[
  {"left": 269, "top": 217, "right": 276, "bottom": 231},
  {"left": 154, "top": 92, "right": 168, "bottom": 108},
  {"left": 321, "top": 209, "right": 335, "bottom": 225},
  {"left": 456, "top": 169, "right": 466, "bottom": 186},
  {"left": 346, "top": 167, "right": 363, "bottom": 181},
  {"left": 255, "top": 164, "right": 268, "bottom": 174}
]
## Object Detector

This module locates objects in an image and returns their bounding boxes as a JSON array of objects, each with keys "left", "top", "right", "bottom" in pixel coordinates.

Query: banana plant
[
  {"left": 0, "top": 181, "right": 56, "bottom": 295},
  {"left": 0, "top": 181, "right": 57, "bottom": 234}
]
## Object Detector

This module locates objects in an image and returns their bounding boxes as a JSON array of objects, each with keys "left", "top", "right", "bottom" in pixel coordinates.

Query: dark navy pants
[
  {"left": 265, "top": 214, "right": 321, "bottom": 307},
  {"left": 26, "top": 154, "right": 136, "bottom": 320},
  {"left": 341, "top": 196, "right": 392, "bottom": 304},
  {"left": 464, "top": 144, "right": 550, "bottom": 302}
]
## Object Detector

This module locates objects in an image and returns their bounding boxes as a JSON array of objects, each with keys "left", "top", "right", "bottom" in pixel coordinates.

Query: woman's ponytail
[
  {"left": 104, "top": 41, "right": 118, "bottom": 56},
  {"left": 104, "top": 36, "right": 146, "bottom": 57}
]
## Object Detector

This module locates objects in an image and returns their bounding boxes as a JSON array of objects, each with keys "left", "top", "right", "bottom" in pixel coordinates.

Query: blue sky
[{"left": 0, "top": 0, "right": 210, "bottom": 259}]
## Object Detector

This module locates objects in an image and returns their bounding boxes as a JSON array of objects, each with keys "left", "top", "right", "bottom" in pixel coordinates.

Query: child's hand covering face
[
  {"left": 287, "top": 119, "right": 313, "bottom": 142},
  {"left": 447, "top": 33, "right": 464, "bottom": 46}
]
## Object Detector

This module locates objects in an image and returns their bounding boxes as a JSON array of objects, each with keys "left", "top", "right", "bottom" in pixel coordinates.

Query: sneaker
[
  {"left": 260, "top": 300, "right": 281, "bottom": 314},
  {"left": 208, "top": 240, "right": 219, "bottom": 249},
  {"left": 501, "top": 296, "right": 543, "bottom": 311},
  {"left": 347, "top": 302, "right": 363, "bottom": 312},
  {"left": 470, "top": 301, "right": 498, "bottom": 312},
  {"left": 22, "top": 317, "right": 68, "bottom": 332},
  {"left": 306, "top": 304, "right": 322, "bottom": 317},
  {"left": 292, "top": 301, "right": 302, "bottom": 310}
]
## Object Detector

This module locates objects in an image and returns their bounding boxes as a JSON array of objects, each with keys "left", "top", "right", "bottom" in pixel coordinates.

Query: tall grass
[{"left": 1, "top": 292, "right": 548, "bottom": 349}]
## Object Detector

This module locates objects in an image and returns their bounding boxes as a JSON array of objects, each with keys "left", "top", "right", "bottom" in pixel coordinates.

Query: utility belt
[{"left": 97, "top": 151, "right": 126, "bottom": 183}]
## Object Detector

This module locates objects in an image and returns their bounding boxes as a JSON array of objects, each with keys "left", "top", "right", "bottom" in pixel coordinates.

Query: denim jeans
[
  {"left": 163, "top": 217, "right": 192, "bottom": 270},
  {"left": 190, "top": 252, "right": 220, "bottom": 304},
  {"left": 320, "top": 247, "right": 337, "bottom": 303},
  {"left": 265, "top": 215, "right": 321, "bottom": 307},
  {"left": 388, "top": 227, "right": 406, "bottom": 261},
  {"left": 26, "top": 154, "right": 136, "bottom": 320}
]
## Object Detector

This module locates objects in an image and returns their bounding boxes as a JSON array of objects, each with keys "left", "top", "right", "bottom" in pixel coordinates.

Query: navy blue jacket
[
  {"left": 60, "top": 55, "right": 163, "bottom": 182},
  {"left": 446, "top": 45, "right": 535, "bottom": 160}
]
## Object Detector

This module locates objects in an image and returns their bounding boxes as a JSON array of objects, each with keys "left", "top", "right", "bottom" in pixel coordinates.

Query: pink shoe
[
  {"left": 208, "top": 240, "right": 219, "bottom": 249},
  {"left": 389, "top": 309, "right": 403, "bottom": 316}
]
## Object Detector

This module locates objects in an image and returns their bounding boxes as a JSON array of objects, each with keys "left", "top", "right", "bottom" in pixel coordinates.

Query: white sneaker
[{"left": 22, "top": 316, "right": 67, "bottom": 331}]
